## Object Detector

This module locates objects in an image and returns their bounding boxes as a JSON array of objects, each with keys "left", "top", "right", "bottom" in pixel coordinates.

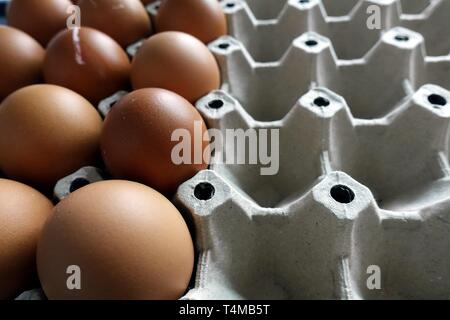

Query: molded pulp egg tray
[
  {"left": 0, "top": 1, "right": 6, "bottom": 25},
  {"left": 19, "top": 0, "right": 450, "bottom": 300}
]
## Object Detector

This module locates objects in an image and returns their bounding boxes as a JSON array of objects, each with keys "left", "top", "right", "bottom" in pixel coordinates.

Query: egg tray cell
[{"left": 16, "top": 0, "right": 450, "bottom": 300}]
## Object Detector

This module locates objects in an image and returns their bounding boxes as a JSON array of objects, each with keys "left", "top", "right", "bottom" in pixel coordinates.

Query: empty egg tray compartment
[
  {"left": 209, "top": 27, "right": 450, "bottom": 122},
  {"left": 220, "top": 0, "right": 450, "bottom": 62},
  {"left": 173, "top": 85, "right": 450, "bottom": 300}
]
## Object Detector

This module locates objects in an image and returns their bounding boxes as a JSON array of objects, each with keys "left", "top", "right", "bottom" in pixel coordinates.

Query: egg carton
[
  {"left": 16, "top": 0, "right": 450, "bottom": 300},
  {"left": 41, "top": 84, "right": 450, "bottom": 300},
  {"left": 146, "top": 0, "right": 448, "bottom": 61},
  {"left": 17, "top": 86, "right": 450, "bottom": 300},
  {"left": 219, "top": 0, "right": 450, "bottom": 62},
  {"left": 173, "top": 84, "right": 450, "bottom": 300},
  {"left": 207, "top": 27, "right": 450, "bottom": 122},
  {"left": 168, "top": 0, "right": 450, "bottom": 299}
]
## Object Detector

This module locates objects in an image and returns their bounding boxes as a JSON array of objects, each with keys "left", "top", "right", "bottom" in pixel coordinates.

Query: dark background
[{"left": 0, "top": 0, "right": 7, "bottom": 25}]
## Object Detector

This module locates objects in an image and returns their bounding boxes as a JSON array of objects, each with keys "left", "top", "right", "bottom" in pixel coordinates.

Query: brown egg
[
  {"left": 0, "top": 84, "right": 103, "bottom": 192},
  {"left": 7, "top": 0, "right": 72, "bottom": 46},
  {"left": 79, "top": 0, "right": 151, "bottom": 48},
  {"left": 155, "top": 0, "right": 227, "bottom": 44},
  {"left": 0, "top": 26, "right": 45, "bottom": 101},
  {"left": 131, "top": 32, "right": 220, "bottom": 103},
  {"left": 0, "top": 178, "right": 53, "bottom": 300},
  {"left": 37, "top": 180, "right": 194, "bottom": 300},
  {"left": 101, "top": 88, "right": 209, "bottom": 195},
  {"left": 44, "top": 27, "right": 131, "bottom": 103}
]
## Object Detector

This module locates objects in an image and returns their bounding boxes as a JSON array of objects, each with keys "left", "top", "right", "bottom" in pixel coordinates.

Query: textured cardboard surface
[
  {"left": 176, "top": 169, "right": 450, "bottom": 299},
  {"left": 209, "top": 27, "right": 450, "bottom": 121},
  {"left": 173, "top": 0, "right": 450, "bottom": 300},
  {"left": 222, "top": 0, "right": 450, "bottom": 61},
  {"left": 176, "top": 85, "right": 450, "bottom": 299}
]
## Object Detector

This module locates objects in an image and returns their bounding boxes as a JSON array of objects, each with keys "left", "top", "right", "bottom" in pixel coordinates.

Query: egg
[
  {"left": 0, "top": 26, "right": 45, "bottom": 101},
  {"left": 131, "top": 31, "right": 220, "bottom": 103},
  {"left": 101, "top": 88, "right": 209, "bottom": 195},
  {"left": 44, "top": 27, "right": 131, "bottom": 103},
  {"left": 155, "top": 0, "right": 227, "bottom": 44},
  {"left": 0, "top": 84, "right": 103, "bottom": 192},
  {"left": 0, "top": 178, "right": 53, "bottom": 300},
  {"left": 7, "top": 0, "right": 72, "bottom": 46},
  {"left": 79, "top": 0, "right": 151, "bottom": 48},
  {"left": 37, "top": 180, "right": 194, "bottom": 300}
]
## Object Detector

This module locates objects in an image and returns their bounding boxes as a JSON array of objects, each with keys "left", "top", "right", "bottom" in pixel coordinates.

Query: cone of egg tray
[{"left": 53, "top": 166, "right": 106, "bottom": 202}]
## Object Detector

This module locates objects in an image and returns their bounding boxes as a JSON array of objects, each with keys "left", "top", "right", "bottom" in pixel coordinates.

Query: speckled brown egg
[
  {"left": 0, "top": 26, "right": 45, "bottom": 101},
  {"left": 155, "top": 0, "right": 227, "bottom": 44},
  {"left": 0, "top": 84, "right": 103, "bottom": 192},
  {"left": 79, "top": 0, "right": 151, "bottom": 48},
  {"left": 131, "top": 31, "right": 220, "bottom": 103},
  {"left": 101, "top": 88, "right": 209, "bottom": 195},
  {"left": 0, "top": 178, "right": 53, "bottom": 300},
  {"left": 37, "top": 180, "right": 194, "bottom": 300},
  {"left": 44, "top": 27, "right": 131, "bottom": 103},
  {"left": 7, "top": 0, "right": 73, "bottom": 46}
]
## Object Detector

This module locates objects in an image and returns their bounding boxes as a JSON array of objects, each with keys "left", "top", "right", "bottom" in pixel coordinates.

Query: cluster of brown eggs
[{"left": 0, "top": 0, "right": 226, "bottom": 300}]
